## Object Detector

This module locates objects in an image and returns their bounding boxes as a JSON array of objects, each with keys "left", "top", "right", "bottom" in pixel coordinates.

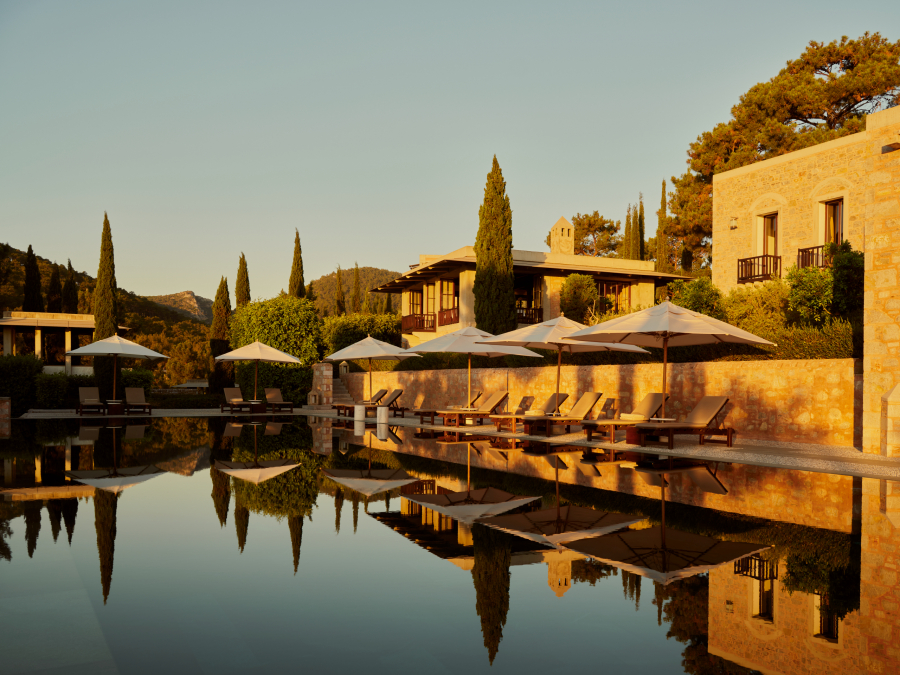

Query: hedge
[
  {"left": 235, "top": 362, "right": 313, "bottom": 406},
  {"left": 147, "top": 393, "right": 225, "bottom": 409},
  {"left": 230, "top": 295, "right": 323, "bottom": 366},
  {"left": 30, "top": 369, "right": 153, "bottom": 409},
  {"left": 321, "top": 312, "right": 402, "bottom": 356},
  {"left": 0, "top": 355, "right": 45, "bottom": 416}
]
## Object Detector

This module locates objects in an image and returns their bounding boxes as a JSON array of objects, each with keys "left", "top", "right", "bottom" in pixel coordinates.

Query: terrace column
[
  {"left": 3, "top": 459, "right": 12, "bottom": 485},
  {"left": 34, "top": 454, "right": 42, "bottom": 484},
  {"left": 34, "top": 328, "right": 42, "bottom": 360},
  {"left": 64, "top": 329, "right": 72, "bottom": 375},
  {"left": 65, "top": 437, "right": 72, "bottom": 481},
  {"left": 2, "top": 327, "right": 12, "bottom": 355}
]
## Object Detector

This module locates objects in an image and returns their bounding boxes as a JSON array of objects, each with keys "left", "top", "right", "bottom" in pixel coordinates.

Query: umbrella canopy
[
  {"left": 325, "top": 335, "right": 419, "bottom": 401},
  {"left": 215, "top": 341, "right": 301, "bottom": 400},
  {"left": 66, "top": 335, "right": 169, "bottom": 398},
  {"left": 321, "top": 468, "right": 418, "bottom": 497},
  {"left": 403, "top": 326, "right": 541, "bottom": 406},
  {"left": 67, "top": 466, "right": 165, "bottom": 494},
  {"left": 567, "top": 302, "right": 774, "bottom": 416},
  {"left": 478, "top": 315, "right": 648, "bottom": 414},
  {"left": 405, "top": 487, "right": 539, "bottom": 524},
  {"left": 565, "top": 526, "right": 769, "bottom": 585},
  {"left": 477, "top": 505, "right": 642, "bottom": 550},
  {"left": 213, "top": 459, "right": 299, "bottom": 485}
]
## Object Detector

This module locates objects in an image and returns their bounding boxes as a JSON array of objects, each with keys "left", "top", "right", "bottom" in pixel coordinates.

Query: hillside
[
  {"left": 310, "top": 267, "right": 401, "bottom": 316},
  {"left": 145, "top": 291, "right": 213, "bottom": 324}
]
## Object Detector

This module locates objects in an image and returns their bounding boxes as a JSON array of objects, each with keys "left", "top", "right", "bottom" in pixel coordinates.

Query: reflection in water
[
  {"left": 472, "top": 524, "right": 512, "bottom": 665},
  {"left": 210, "top": 467, "right": 231, "bottom": 527},
  {"left": 235, "top": 502, "right": 250, "bottom": 553},
  {"left": 24, "top": 501, "right": 41, "bottom": 558},
  {"left": 334, "top": 487, "right": 344, "bottom": 534},
  {"left": 94, "top": 490, "right": 118, "bottom": 603},
  {"left": 289, "top": 514, "right": 303, "bottom": 574}
]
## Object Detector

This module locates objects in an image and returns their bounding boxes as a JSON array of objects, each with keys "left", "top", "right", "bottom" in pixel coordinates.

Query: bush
[
  {"left": 786, "top": 265, "right": 833, "bottom": 325},
  {"left": 559, "top": 274, "right": 599, "bottom": 324},
  {"left": 828, "top": 241, "right": 864, "bottom": 318},
  {"left": 34, "top": 373, "right": 68, "bottom": 408},
  {"left": 121, "top": 368, "right": 154, "bottom": 396},
  {"left": 666, "top": 277, "right": 726, "bottom": 320},
  {"left": 322, "top": 312, "right": 402, "bottom": 356},
  {"left": 147, "top": 393, "right": 225, "bottom": 409},
  {"left": 0, "top": 354, "right": 45, "bottom": 416},
  {"left": 230, "top": 295, "right": 323, "bottom": 366},
  {"left": 723, "top": 278, "right": 789, "bottom": 339},
  {"left": 235, "top": 362, "right": 313, "bottom": 406}
]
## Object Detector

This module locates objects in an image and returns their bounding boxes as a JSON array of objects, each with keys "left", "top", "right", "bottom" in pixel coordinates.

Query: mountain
[
  {"left": 309, "top": 266, "right": 401, "bottom": 317},
  {"left": 145, "top": 291, "right": 213, "bottom": 324}
]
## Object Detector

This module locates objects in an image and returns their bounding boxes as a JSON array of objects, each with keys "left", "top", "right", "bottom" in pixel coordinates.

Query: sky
[{"left": 0, "top": 1, "right": 895, "bottom": 301}]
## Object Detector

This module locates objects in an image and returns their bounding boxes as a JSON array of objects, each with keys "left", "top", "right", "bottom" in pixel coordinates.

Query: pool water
[{"left": 0, "top": 417, "right": 892, "bottom": 674}]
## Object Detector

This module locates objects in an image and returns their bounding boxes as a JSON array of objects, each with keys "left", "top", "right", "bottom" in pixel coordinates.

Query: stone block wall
[
  {"left": 310, "top": 363, "right": 333, "bottom": 407},
  {"left": 344, "top": 358, "right": 860, "bottom": 446},
  {"left": 0, "top": 397, "right": 9, "bottom": 439}
]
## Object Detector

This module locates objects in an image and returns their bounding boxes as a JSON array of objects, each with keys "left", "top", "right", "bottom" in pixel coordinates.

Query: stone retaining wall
[{"left": 342, "top": 358, "right": 861, "bottom": 446}]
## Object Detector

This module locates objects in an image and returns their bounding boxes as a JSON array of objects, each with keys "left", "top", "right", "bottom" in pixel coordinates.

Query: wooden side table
[
  {"left": 248, "top": 400, "right": 266, "bottom": 414},
  {"left": 106, "top": 400, "right": 123, "bottom": 416}
]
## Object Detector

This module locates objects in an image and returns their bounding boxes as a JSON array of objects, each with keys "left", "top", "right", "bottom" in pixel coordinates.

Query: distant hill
[
  {"left": 145, "top": 291, "right": 213, "bottom": 324},
  {"left": 309, "top": 267, "right": 401, "bottom": 316}
]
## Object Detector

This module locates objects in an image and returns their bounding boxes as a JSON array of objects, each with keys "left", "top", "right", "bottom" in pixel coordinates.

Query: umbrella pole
[
  {"left": 113, "top": 353, "right": 118, "bottom": 400},
  {"left": 254, "top": 424, "right": 258, "bottom": 464},
  {"left": 467, "top": 354, "right": 472, "bottom": 408},
  {"left": 467, "top": 443, "right": 471, "bottom": 492},
  {"left": 555, "top": 347, "right": 562, "bottom": 415},
  {"left": 661, "top": 337, "right": 668, "bottom": 418},
  {"left": 369, "top": 358, "right": 373, "bottom": 401},
  {"left": 555, "top": 455, "right": 560, "bottom": 516},
  {"left": 660, "top": 479, "right": 666, "bottom": 549},
  {"left": 255, "top": 360, "right": 259, "bottom": 401}
]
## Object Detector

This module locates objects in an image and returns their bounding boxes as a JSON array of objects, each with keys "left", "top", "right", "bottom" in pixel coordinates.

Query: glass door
[{"left": 763, "top": 214, "right": 778, "bottom": 256}]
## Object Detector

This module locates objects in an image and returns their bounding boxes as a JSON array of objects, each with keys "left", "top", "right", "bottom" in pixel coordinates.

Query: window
[
  {"left": 410, "top": 290, "right": 422, "bottom": 315},
  {"left": 762, "top": 213, "right": 778, "bottom": 256},
  {"left": 815, "top": 595, "right": 840, "bottom": 642},
  {"left": 424, "top": 284, "right": 435, "bottom": 315},
  {"left": 825, "top": 199, "right": 843, "bottom": 245},
  {"left": 754, "top": 578, "right": 775, "bottom": 622},
  {"left": 440, "top": 280, "right": 457, "bottom": 310}
]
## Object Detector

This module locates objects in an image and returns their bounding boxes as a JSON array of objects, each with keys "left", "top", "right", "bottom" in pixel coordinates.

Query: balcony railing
[
  {"left": 798, "top": 245, "right": 828, "bottom": 269},
  {"left": 737, "top": 255, "right": 781, "bottom": 284},
  {"left": 438, "top": 307, "right": 459, "bottom": 327},
  {"left": 401, "top": 313, "right": 436, "bottom": 333},
  {"left": 516, "top": 307, "right": 543, "bottom": 324}
]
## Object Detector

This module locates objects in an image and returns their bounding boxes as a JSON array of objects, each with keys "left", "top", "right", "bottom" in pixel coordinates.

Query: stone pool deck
[{"left": 16, "top": 407, "right": 900, "bottom": 481}]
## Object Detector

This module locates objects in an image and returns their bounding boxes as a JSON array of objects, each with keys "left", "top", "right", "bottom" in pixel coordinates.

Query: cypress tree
[
  {"left": 361, "top": 291, "right": 371, "bottom": 314},
  {"left": 24, "top": 502, "right": 41, "bottom": 558},
  {"left": 211, "top": 467, "right": 231, "bottom": 527},
  {"left": 94, "top": 490, "right": 118, "bottom": 603},
  {"left": 474, "top": 156, "right": 516, "bottom": 334},
  {"left": 289, "top": 515, "right": 303, "bottom": 574},
  {"left": 351, "top": 263, "right": 361, "bottom": 313},
  {"left": 92, "top": 213, "right": 120, "bottom": 399},
  {"left": 209, "top": 277, "right": 233, "bottom": 393},
  {"left": 288, "top": 230, "right": 305, "bottom": 298},
  {"left": 22, "top": 245, "right": 44, "bottom": 312},
  {"left": 638, "top": 194, "right": 646, "bottom": 261},
  {"left": 235, "top": 253, "right": 251, "bottom": 308},
  {"left": 235, "top": 503, "right": 249, "bottom": 553},
  {"left": 62, "top": 260, "right": 78, "bottom": 313},
  {"left": 384, "top": 293, "right": 392, "bottom": 314},
  {"left": 472, "top": 524, "right": 512, "bottom": 665},
  {"left": 47, "top": 264, "right": 62, "bottom": 313},
  {"left": 623, "top": 206, "right": 633, "bottom": 260},
  {"left": 334, "top": 267, "right": 346, "bottom": 316},
  {"left": 305, "top": 281, "right": 317, "bottom": 303},
  {"left": 656, "top": 180, "right": 668, "bottom": 272}
]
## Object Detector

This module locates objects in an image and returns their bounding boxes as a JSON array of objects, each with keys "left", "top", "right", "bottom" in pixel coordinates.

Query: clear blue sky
[{"left": 0, "top": 1, "right": 894, "bottom": 301}]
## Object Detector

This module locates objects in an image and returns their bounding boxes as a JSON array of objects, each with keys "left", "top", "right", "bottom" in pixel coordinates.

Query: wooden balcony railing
[
  {"left": 401, "top": 313, "right": 436, "bottom": 333},
  {"left": 737, "top": 255, "right": 781, "bottom": 284},
  {"left": 798, "top": 245, "right": 828, "bottom": 269},
  {"left": 516, "top": 307, "right": 543, "bottom": 324},
  {"left": 438, "top": 307, "right": 459, "bottom": 327}
]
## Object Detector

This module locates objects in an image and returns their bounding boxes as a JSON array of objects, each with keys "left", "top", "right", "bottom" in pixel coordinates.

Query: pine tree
[
  {"left": 656, "top": 180, "right": 668, "bottom": 272},
  {"left": 92, "top": 213, "right": 119, "bottom": 399},
  {"left": 22, "top": 245, "right": 44, "bottom": 312},
  {"left": 62, "top": 260, "right": 78, "bottom": 313},
  {"left": 623, "top": 206, "right": 633, "bottom": 260},
  {"left": 334, "top": 266, "right": 346, "bottom": 315},
  {"left": 47, "top": 264, "right": 62, "bottom": 313},
  {"left": 474, "top": 156, "right": 516, "bottom": 334},
  {"left": 638, "top": 194, "right": 646, "bottom": 261},
  {"left": 351, "top": 263, "right": 361, "bottom": 313},
  {"left": 235, "top": 253, "right": 250, "bottom": 307},
  {"left": 209, "top": 277, "right": 233, "bottom": 393},
  {"left": 288, "top": 230, "right": 305, "bottom": 298}
]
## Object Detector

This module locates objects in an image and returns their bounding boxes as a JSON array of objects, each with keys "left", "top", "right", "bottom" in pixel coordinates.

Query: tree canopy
[
  {"left": 288, "top": 230, "right": 305, "bottom": 298},
  {"left": 236, "top": 253, "right": 251, "bottom": 308},
  {"left": 62, "top": 260, "right": 78, "bottom": 313},
  {"left": 230, "top": 294, "right": 323, "bottom": 366},
  {"left": 22, "top": 245, "right": 43, "bottom": 312}
]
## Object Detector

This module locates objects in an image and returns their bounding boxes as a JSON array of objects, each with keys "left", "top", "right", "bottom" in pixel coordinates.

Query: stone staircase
[{"left": 332, "top": 378, "right": 354, "bottom": 405}]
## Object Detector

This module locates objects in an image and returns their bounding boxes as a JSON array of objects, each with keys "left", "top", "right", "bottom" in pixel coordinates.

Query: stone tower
[
  {"left": 547, "top": 558, "right": 573, "bottom": 598},
  {"left": 549, "top": 217, "right": 575, "bottom": 255}
]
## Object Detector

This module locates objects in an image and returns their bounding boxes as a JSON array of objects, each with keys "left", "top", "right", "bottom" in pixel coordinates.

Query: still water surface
[{"left": 0, "top": 417, "right": 883, "bottom": 674}]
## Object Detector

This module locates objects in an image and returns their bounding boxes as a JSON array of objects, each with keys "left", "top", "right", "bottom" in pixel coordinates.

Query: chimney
[{"left": 549, "top": 217, "right": 575, "bottom": 255}]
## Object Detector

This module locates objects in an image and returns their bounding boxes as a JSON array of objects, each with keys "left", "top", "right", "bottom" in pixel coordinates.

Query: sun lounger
[
  {"left": 265, "top": 388, "right": 295, "bottom": 413},
  {"left": 220, "top": 387, "right": 252, "bottom": 414},
  {"left": 581, "top": 393, "right": 668, "bottom": 443},
  {"left": 522, "top": 392, "right": 603, "bottom": 437},
  {"left": 124, "top": 424, "right": 148, "bottom": 440},
  {"left": 343, "top": 389, "right": 406, "bottom": 418},
  {"left": 78, "top": 387, "right": 105, "bottom": 416},
  {"left": 412, "top": 391, "right": 482, "bottom": 425},
  {"left": 334, "top": 389, "right": 388, "bottom": 417},
  {"left": 437, "top": 391, "right": 509, "bottom": 427},
  {"left": 634, "top": 460, "right": 728, "bottom": 495},
  {"left": 490, "top": 393, "right": 569, "bottom": 432},
  {"left": 635, "top": 396, "right": 732, "bottom": 449},
  {"left": 124, "top": 387, "right": 152, "bottom": 415}
]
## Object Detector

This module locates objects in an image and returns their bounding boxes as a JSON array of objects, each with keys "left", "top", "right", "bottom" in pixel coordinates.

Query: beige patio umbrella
[
  {"left": 477, "top": 315, "right": 648, "bottom": 415},
  {"left": 325, "top": 335, "right": 420, "bottom": 401},
  {"left": 213, "top": 423, "right": 299, "bottom": 484},
  {"left": 567, "top": 302, "right": 774, "bottom": 417},
  {"left": 477, "top": 505, "right": 642, "bottom": 550},
  {"left": 403, "top": 326, "right": 541, "bottom": 408},
  {"left": 321, "top": 438, "right": 418, "bottom": 497},
  {"left": 214, "top": 341, "right": 301, "bottom": 401},
  {"left": 67, "top": 426, "right": 165, "bottom": 494},
  {"left": 66, "top": 335, "right": 168, "bottom": 399}
]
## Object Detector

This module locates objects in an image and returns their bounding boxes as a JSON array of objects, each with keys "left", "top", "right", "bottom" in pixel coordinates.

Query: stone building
[
  {"left": 371, "top": 216, "right": 685, "bottom": 347},
  {"left": 0, "top": 310, "right": 110, "bottom": 375}
]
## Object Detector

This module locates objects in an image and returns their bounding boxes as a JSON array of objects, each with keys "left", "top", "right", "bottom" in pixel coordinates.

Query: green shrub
[
  {"left": 121, "top": 368, "right": 154, "bottom": 396},
  {"left": 786, "top": 265, "right": 833, "bottom": 325},
  {"left": 828, "top": 241, "right": 864, "bottom": 318},
  {"left": 66, "top": 374, "right": 97, "bottom": 408},
  {"left": 321, "top": 312, "right": 402, "bottom": 356},
  {"left": 230, "top": 295, "right": 323, "bottom": 366},
  {"left": 147, "top": 393, "right": 225, "bottom": 409},
  {"left": 34, "top": 372, "right": 69, "bottom": 408},
  {"left": 666, "top": 277, "right": 726, "bottom": 320},
  {"left": 0, "top": 354, "right": 45, "bottom": 416},
  {"left": 235, "top": 362, "right": 313, "bottom": 405},
  {"left": 559, "top": 274, "right": 599, "bottom": 324},
  {"left": 723, "top": 278, "right": 789, "bottom": 339}
]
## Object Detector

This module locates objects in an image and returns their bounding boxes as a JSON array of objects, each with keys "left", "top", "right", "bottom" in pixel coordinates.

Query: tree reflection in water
[
  {"left": 24, "top": 501, "right": 41, "bottom": 558},
  {"left": 289, "top": 514, "right": 303, "bottom": 574},
  {"left": 94, "top": 490, "right": 118, "bottom": 604},
  {"left": 210, "top": 467, "right": 231, "bottom": 527},
  {"left": 471, "top": 523, "right": 512, "bottom": 665},
  {"left": 47, "top": 499, "right": 63, "bottom": 542},
  {"left": 622, "top": 570, "right": 642, "bottom": 610},
  {"left": 334, "top": 488, "right": 344, "bottom": 534},
  {"left": 235, "top": 502, "right": 250, "bottom": 553},
  {"left": 61, "top": 499, "right": 78, "bottom": 545}
]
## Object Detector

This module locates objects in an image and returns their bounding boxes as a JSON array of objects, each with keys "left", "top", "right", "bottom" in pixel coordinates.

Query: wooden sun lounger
[
  {"left": 412, "top": 391, "right": 482, "bottom": 425},
  {"left": 522, "top": 392, "right": 603, "bottom": 437},
  {"left": 265, "top": 388, "right": 295, "bottom": 413},
  {"left": 220, "top": 387, "right": 252, "bottom": 414},
  {"left": 337, "top": 389, "right": 406, "bottom": 418},
  {"left": 581, "top": 393, "right": 668, "bottom": 443},
  {"left": 124, "top": 387, "right": 153, "bottom": 415},
  {"left": 334, "top": 389, "right": 388, "bottom": 417},
  {"left": 490, "top": 393, "right": 569, "bottom": 432},
  {"left": 635, "top": 396, "right": 732, "bottom": 449},
  {"left": 634, "top": 460, "right": 728, "bottom": 495},
  {"left": 436, "top": 391, "right": 509, "bottom": 427},
  {"left": 78, "top": 387, "right": 106, "bottom": 416}
]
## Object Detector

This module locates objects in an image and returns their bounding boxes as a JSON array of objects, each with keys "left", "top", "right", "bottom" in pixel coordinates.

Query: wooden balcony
[
  {"left": 516, "top": 307, "right": 543, "bottom": 324},
  {"left": 401, "top": 313, "right": 436, "bottom": 333},
  {"left": 438, "top": 307, "right": 459, "bottom": 327},
  {"left": 737, "top": 255, "right": 781, "bottom": 284},
  {"left": 798, "top": 245, "right": 828, "bottom": 269}
]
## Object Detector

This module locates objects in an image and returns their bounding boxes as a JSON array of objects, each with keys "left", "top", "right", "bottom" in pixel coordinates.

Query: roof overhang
[{"left": 0, "top": 318, "right": 128, "bottom": 330}]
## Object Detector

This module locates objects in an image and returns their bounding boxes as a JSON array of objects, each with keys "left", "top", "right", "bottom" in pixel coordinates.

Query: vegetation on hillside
[
  {"left": 145, "top": 291, "right": 213, "bottom": 324},
  {"left": 308, "top": 266, "right": 400, "bottom": 318}
]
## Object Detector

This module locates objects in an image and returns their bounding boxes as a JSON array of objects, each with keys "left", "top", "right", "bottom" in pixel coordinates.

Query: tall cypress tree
[
  {"left": 288, "top": 230, "right": 305, "bottom": 298},
  {"left": 334, "top": 267, "right": 346, "bottom": 316},
  {"left": 47, "top": 264, "right": 62, "bottom": 313},
  {"left": 623, "top": 206, "right": 633, "bottom": 260},
  {"left": 22, "top": 245, "right": 44, "bottom": 312},
  {"left": 235, "top": 503, "right": 249, "bottom": 553},
  {"left": 351, "top": 263, "right": 361, "bottom": 313},
  {"left": 472, "top": 524, "right": 512, "bottom": 665},
  {"left": 92, "top": 214, "right": 119, "bottom": 399},
  {"left": 656, "top": 180, "right": 668, "bottom": 272},
  {"left": 235, "top": 253, "right": 251, "bottom": 308},
  {"left": 289, "top": 515, "right": 303, "bottom": 574},
  {"left": 62, "top": 260, "right": 78, "bottom": 313},
  {"left": 94, "top": 490, "right": 118, "bottom": 604},
  {"left": 384, "top": 293, "right": 392, "bottom": 314},
  {"left": 209, "top": 277, "right": 233, "bottom": 393},
  {"left": 474, "top": 156, "right": 516, "bottom": 334},
  {"left": 638, "top": 194, "right": 646, "bottom": 261},
  {"left": 305, "top": 281, "right": 317, "bottom": 303}
]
